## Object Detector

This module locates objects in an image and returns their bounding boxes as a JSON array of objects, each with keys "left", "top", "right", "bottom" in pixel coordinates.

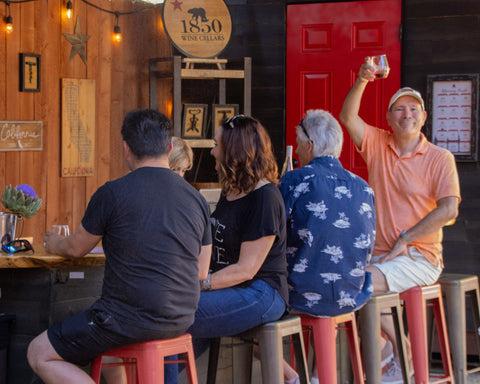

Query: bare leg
[
  {"left": 101, "top": 357, "right": 127, "bottom": 384},
  {"left": 367, "top": 265, "right": 412, "bottom": 361},
  {"left": 27, "top": 331, "right": 95, "bottom": 384},
  {"left": 283, "top": 359, "right": 299, "bottom": 382},
  {"left": 254, "top": 344, "right": 298, "bottom": 382}
]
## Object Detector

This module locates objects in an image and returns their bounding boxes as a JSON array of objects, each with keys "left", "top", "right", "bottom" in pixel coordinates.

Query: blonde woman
[{"left": 169, "top": 136, "right": 193, "bottom": 177}]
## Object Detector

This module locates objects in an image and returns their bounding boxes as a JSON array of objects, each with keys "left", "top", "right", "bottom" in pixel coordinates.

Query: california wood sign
[
  {"left": 162, "top": 0, "right": 232, "bottom": 58},
  {"left": 61, "top": 78, "right": 95, "bottom": 177},
  {"left": 0, "top": 121, "right": 43, "bottom": 151}
]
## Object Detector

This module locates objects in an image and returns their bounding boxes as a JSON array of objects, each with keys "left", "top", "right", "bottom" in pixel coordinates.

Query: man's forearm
[
  {"left": 44, "top": 225, "right": 102, "bottom": 258},
  {"left": 339, "top": 77, "right": 368, "bottom": 147},
  {"left": 340, "top": 78, "right": 367, "bottom": 120},
  {"left": 47, "top": 236, "right": 79, "bottom": 258},
  {"left": 399, "top": 197, "right": 459, "bottom": 244}
]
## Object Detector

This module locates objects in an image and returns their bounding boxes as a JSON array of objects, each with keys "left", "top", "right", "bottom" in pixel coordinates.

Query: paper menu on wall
[{"left": 431, "top": 80, "right": 472, "bottom": 155}]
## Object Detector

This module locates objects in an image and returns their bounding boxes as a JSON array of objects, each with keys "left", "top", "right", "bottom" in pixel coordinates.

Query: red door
[{"left": 286, "top": 0, "right": 402, "bottom": 180}]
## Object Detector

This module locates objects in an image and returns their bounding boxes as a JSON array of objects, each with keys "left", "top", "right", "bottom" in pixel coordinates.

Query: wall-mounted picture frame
[
  {"left": 19, "top": 53, "right": 41, "bottom": 92},
  {"left": 182, "top": 104, "right": 208, "bottom": 139},
  {"left": 212, "top": 104, "right": 239, "bottom": 137},
  {"left": 426, "top": 73, "right": 479, "bottom": 161}
]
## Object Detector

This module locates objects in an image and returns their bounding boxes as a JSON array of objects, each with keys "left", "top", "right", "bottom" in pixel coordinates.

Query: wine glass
[
  {"left": 51, "top": 225, "right": 70, "bottom": 237},
  {"left": 370, "top": 54, "right": 390, "bottom": 79}
]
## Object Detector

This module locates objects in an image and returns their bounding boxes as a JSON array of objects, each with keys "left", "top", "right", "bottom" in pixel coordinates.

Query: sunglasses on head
[
  {"left": 2, "top": 239, "right": 34, "bottom": 254},
  {"left": 224, "top": 114, "right": 245, "bottom": 129},
  {"left": 299, "top": 119, "right": 313, "bottom": 143}
]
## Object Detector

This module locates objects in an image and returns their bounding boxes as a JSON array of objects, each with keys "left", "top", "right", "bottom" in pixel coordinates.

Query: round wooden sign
[{"left": 162, "top": 0, "right": 232, "bottom": 58}]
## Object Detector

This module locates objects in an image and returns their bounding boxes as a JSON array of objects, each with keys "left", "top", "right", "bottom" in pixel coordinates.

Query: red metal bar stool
[
  {"left": 295, "top": 312, "right": 364, "bottom": 384},
  {"left": 400, "top": 284, "right": 454, "bottom": 384},
  {"left": 90, "top": 333, "right": 198, "bottom": 384},
  {"left": 437, "top": 273, "right": 480, "bottom": 384}
]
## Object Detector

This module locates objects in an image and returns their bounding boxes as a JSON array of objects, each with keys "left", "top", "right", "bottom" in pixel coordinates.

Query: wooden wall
[{"left": 0, "top": 0, "right": 171, "bottom": 243}]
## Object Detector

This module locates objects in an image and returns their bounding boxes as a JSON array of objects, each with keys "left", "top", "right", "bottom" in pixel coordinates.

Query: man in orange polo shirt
[{"left": 340, "top": 59, "right": 460, "bottom": 384}]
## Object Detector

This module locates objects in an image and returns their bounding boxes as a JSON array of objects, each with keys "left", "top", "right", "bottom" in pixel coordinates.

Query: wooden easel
[{"left": 183, "top": 57, "right": 226, "bottom": 70}]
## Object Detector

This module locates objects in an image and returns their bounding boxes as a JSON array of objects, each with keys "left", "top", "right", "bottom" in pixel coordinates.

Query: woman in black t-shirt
[{"left": 166, "top": 115, "right": 288, "bottom": 384}]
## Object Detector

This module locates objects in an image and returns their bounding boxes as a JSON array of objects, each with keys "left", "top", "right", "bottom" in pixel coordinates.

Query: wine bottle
[{"left": 280, "top": 145, "right": 294, "bottom": 177}]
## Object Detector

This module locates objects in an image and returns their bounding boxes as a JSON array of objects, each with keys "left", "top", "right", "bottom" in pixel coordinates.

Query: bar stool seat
[
  {"left": 400, "top": 284, "right": 454, "bottom": 384},
  {"left": 206, "top": 315, "right": 309, "bottom": 384},
  {"left": 90, "top": 333, "right": 198, "bottom": 384},
  {"left": 358, "top": 291, "right": 411, "bottom": 384},
  {"left": 295, "top": 311, "right": 364, "bottom": 384},
  {"left": 438, "top": 273, "right": 480, "bottom": 384}
]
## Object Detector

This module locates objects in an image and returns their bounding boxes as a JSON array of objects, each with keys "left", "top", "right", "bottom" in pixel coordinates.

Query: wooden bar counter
[
  {"left": 0, "top": 244, "right": 105, "bottom": 269},
  {"left": 0, "top": 244, "right": 105, "bottom": 384}
]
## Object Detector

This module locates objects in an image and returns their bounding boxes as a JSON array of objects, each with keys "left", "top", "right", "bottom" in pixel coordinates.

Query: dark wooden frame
[
  {"left": 182, "top": 104, "right": 208, "bottom": 139},
  {"left": 19, "top": 53, "right": 41, "bottom": 92},
  {"left": 426, "top": 73, "right": 479, "bottom": 161},
  {"left": 212, "top": 104, "right": 239, "bottom": 137}
]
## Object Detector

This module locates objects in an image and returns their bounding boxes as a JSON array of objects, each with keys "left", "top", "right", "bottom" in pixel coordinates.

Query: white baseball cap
[{"left": 388, "top": 87, "right": 425, "bottom": 111}]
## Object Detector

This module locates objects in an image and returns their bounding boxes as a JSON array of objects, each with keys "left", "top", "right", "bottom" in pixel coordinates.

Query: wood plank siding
[{"left": 0, "top": 0, "right": 171, "bottom": 242}]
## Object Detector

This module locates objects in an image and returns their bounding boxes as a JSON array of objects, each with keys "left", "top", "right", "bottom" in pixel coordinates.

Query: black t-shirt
[
  {"left": 210, "top": 183, "right": 288, "bottom": 302},
  {"left": 81, "top": 167, "right": 211, "bottom": 335}
]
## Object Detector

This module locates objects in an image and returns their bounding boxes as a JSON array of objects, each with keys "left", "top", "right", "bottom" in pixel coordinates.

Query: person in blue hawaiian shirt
[{"left": 279, "top": 109, "right": 376, "bottom": 384}]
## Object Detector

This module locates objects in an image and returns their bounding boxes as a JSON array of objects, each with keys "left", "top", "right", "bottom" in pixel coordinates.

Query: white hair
[{"left": 296, "top": 109, "right": 343, "bottom": 158}]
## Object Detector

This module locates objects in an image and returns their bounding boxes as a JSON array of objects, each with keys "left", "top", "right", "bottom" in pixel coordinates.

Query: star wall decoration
[
  {"left": 63, "top": 16, "right": 91, "bottom": 66},
  {"left": 170, "top": 0, "right": 182, "bottom": 11}
]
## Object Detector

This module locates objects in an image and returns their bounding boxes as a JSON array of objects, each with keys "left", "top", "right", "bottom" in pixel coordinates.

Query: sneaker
[
  {"left": 381, "top": 357, "right": 413, "bottom": 384},
  {"left": 285, "top": 375, "right": 299, "bottom": 384},
  {"left": 310, "top": 377, "right": 318, "bottom": 384},
  {"left": 381, "top": 339, "right": 394, "bottom": 367}
]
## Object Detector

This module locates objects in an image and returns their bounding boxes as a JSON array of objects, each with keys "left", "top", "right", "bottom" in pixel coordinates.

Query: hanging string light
[
  {"left": 80, "top": 0, "right": 161, "bottom": 43},
  {"left": 5, "top": 1, "right": 13, "bottom": 33},
  {"left": 66, "top": 0, "right": 73, "bottom": 19},
  {"left": 2, "top": 0, "right": 37, "bottom": 34},
  {"left": 1, "top": 0, "right": 161, "bottom": 41},
  {"left": 113, "top": 12, "right": 121, "bottom": 42}
]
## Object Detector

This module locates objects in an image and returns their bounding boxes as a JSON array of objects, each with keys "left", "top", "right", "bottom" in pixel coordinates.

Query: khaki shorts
[{"left": 369, "top": 247, "right": 443, "bottom": 293}]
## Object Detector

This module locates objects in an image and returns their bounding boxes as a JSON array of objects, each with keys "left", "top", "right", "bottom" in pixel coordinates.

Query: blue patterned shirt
[{"left": 279, "top": 156, "right": 375, "bottom": 316}]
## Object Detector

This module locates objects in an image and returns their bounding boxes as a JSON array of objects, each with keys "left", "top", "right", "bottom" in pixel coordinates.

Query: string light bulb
[
  {"left": 66, "top": 0, "right": 73, "bottom": 19},
  {"left": 5, "top": 2, "right": 12, "bottom": 34},
  {"left": 113, "top": 13, "right": 121, "bottom": 42},
  {"left": 5, "top": 15, "right": 13, "bottom": 33},
  {"left": 113, "top": 25, "right": 121, "bottom": 42}
]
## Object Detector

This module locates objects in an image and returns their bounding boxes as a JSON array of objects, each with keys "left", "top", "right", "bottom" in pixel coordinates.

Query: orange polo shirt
[{"left": 358, "top": 124, "right": 461, "bottom": 267}]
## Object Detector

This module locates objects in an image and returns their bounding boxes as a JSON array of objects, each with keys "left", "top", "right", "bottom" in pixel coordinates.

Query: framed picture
[
  {"left": 426, "top": 73, "right": 479, "bottom": 161},
  {"left": 19, "top": 53, "right": 41, "bottom": 92},
  {"left": 212, "top": 104, "right": 239, "bottom": 137},
  {"left": 182, "top": 104, "right": 208, "bottom": 139}
]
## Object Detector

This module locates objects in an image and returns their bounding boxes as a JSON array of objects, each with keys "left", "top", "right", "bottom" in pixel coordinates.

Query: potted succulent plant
[{"left": 0, "top": 184, "right": 42, "bottom": 243}]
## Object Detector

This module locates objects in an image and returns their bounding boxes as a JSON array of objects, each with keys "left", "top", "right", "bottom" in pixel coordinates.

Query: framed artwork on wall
[
  {"left": 212, "top": 104, "right": 239, "bottom": 137},
  {"left": 426, "top": 73, "right": 479, "bottom": 161},
  {"left": 19, "top": 53, "right": 41, "bottom": 92},
  {"left": 182, "top": 104, "right": 208, "bottom": 138}
]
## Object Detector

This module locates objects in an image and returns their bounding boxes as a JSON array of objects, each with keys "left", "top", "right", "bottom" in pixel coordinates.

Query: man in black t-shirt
[{"left": 27, "top": 109, "right": 212, "bottom": 384}]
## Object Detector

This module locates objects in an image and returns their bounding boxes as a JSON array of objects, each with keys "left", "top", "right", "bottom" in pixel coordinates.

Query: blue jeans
[{"left": 165, "top": 279, "right": 286, "bottom": 383}]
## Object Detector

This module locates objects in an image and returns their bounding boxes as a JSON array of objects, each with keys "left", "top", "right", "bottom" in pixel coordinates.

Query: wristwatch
[
  {"left": 200, "top": 273, "right": 212, "bottom": 291},
  {"left": 399, "top": 230, "right": 412, "bottom": 244}
]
